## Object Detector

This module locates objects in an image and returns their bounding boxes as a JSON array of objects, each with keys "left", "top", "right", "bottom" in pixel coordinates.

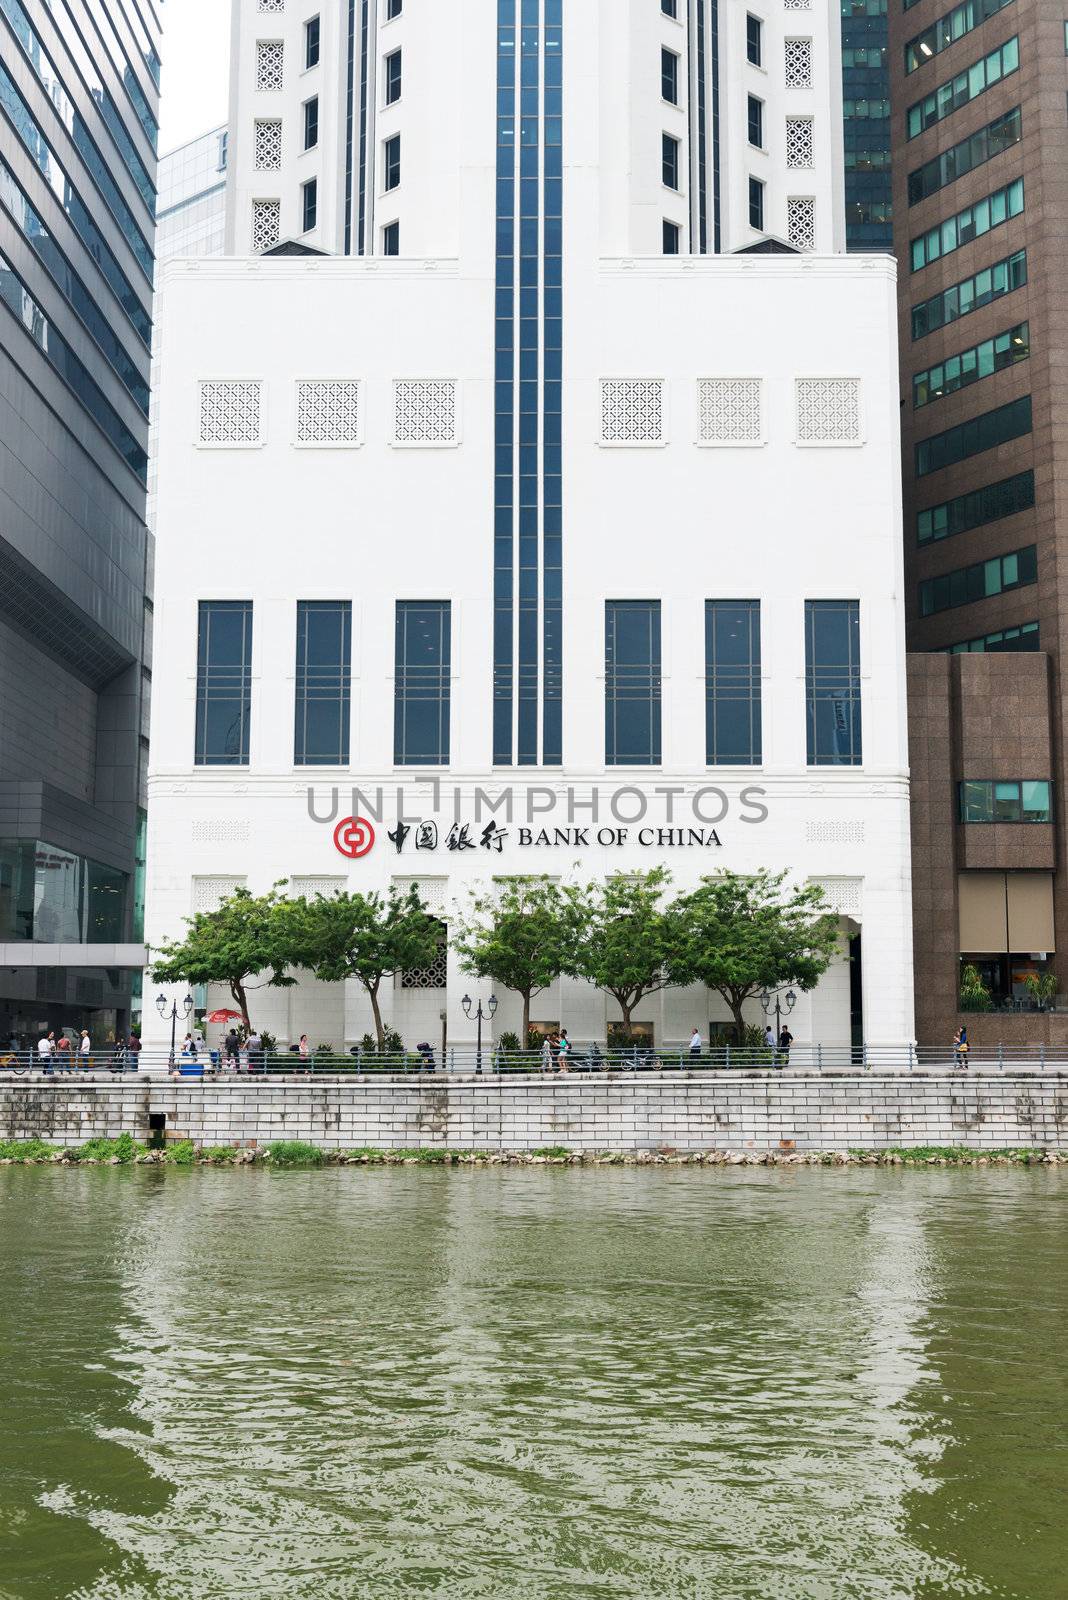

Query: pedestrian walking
[
  {"left": 224, "top": 1028, "right": 240, "bottom": 1071},
  {"left": 54, "top": 1032, "right": 72, "bottom": 1072},
  {"left": 557, "top": 1028, "right": 572, "bottom": 1071},
  {"left": 953, "top": 1025, "right": 969, "bottom": 1069},
  {"left": 182, "top": 1032, "right": 198, "bottom": 1060},
  {"left": 79, "top": 1029, "right": 91, "bottom": 1070},
  {"left": 541, "top": 1035, "right": 553, "bottom": 1073},
  {"left": 689, "top": 1027, "right": 702, "bottom": 1059},
  {"left": 298, "top": 1033, "right": 310, "bottom": 1067},
  {"left": 763, "top": 1025, "right": 776, "bottom": 1057},
  {"left": 247, "top": 1029, "right": 263, "bottom": 1075},
  {"left": 778, "top": 1026, "right": 794, "bottom": 1067},
  {"left": 127, "top": 1032, "right": 141, "bottom": 1071},
  {"left": 37, "top": 1031, "right": 53, "bottom": 1071}
]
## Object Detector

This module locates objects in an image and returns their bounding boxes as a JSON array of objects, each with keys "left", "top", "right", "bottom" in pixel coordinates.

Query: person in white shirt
[
  {"left": 79, "top": 1030, "right": 91, "bottom": 1068},
  {"left": 689, "top": 1028, "right": 702, "bottom": 1058},
  {"left": 37, "top": 1032, "right": 53, "bottom": 1066}
]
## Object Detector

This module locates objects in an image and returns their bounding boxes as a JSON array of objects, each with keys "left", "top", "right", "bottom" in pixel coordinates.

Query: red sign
[{"left": 333, "top": 816, "right": 375, "bottom": 859}]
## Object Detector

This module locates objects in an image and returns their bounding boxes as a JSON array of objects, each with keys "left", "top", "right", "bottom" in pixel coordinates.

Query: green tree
[
  {"left": 150, "top": 883, "right": 296, "bottom": 1031},
  {"left": 676, "top": 869, "right": 840, "bottom": 1039},
  {"left": 284, "top": 886, "right": 441, "bottom": 1048},
  {"left": 564, "top": 868, "right": 689, "bottom": 1035},
  {"left": 453, "top": 876, "right": 573, "bottom": 1043}
]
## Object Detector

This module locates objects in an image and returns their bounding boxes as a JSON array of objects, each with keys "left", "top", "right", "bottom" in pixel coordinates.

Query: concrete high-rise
[
  {"left": 0, "top": 0, "right": 159, "bottom": 1041},
  {"left": 891, "top": 0, "right": 1066, "bottom": 1040}
]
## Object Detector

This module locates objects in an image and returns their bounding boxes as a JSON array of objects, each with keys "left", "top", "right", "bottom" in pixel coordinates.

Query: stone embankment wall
[{"left": 1, "top": 1072, "right": 1066, "bottom": 1151}]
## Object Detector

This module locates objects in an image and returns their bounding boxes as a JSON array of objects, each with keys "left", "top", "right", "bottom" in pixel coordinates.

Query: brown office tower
[{"left": 891, "top": 0, "right": 1066, "bottom": 1042}]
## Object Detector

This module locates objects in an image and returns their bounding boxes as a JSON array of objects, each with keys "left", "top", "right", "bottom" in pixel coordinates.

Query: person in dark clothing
[
  {"left": 778, "top": 1026, "right": 794, "bottom": 1066},
  {"left": 224, "top": 1028, "right": 241, "bottom": 1070}
]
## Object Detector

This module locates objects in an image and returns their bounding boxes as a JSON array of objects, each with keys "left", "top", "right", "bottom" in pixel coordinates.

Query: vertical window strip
[
  {"left": 195, "top": 601, "right": 253, "bottom": 767},
  {"left": 705, "top": 601, "right": 762, "bottom": 765},
  {"left": 805, "top": 600, "right": 862, "bottom": 767},
  {"left": 356, "top": 0, "right": 370, "bottom": 251},
  {"left": 697, "top": 0, "right": 710, "bottom": 251},
  {"left": 605, "top": 602, "right": 662, "bottom": 766},
  {"left": 344, "top": 0, "right": 355, "bottom": 250},
  {"left": 516, "top": 0, "right": 541, "bottom": 766},
  {"left": 542, "top": 0, "right": 562, "bottom": 764},
  {"left": 492, "top": 0, "right": 517, "bottom": 764},
  {"left": 395, "top": 602, "right": 451, "bottom": 766},
  {"left": 294, "top": 601, "right": 351, "bottom": 766}
]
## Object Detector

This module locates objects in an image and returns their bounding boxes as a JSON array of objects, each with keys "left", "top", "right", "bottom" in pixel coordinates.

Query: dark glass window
[
  {"left": 747, "top": 14, "right": 763, "bottom": 65},
  {"left": 387, "top": 0, "right": 403, "bottom": 16},
  {"left": 385, "top": 49, "right": 402, "bottom": 104},
  {"left": 919, "top": 545, "right": 1037, "bottom": 616},
  {"left": 907, "top": 37, "right": 1018, "bottom": 138},
  {"left": 662, "top": 0, "right": 678, "bottom": 14},
  {"left": 747, "top": 94, "right": 764, "bottom": 147},
  {"left": 907, "top": 107, "right": 1021, "bottom": 207},
  {"left": 913, "top": 321, "right": 1029, "bottom": 408},
  {"left": 910, "top": 177, "right": 1023, "bottom": 272},
  {"left": 305, "top": 16, "right": 320, "bottom": 68},
  {"left": 959, "top": 779, "right": 1051, "bottom": 823},
  {"left": 917, "top": 470, "right": 1035, "bottom": 545},
  {"left": 384, "top": 133, "right": 401, "bottom": 190},
  {"left": 196, "top": 602, "right": 253, "bottom": 766},
  {"left": 915, "top": 395, "right": 1031, "bottom": 476},
  {"left": 706, "top": 601, "right": 762, "bottom": 765},
  {"left": 395, "top": 602, "right": 451, "bottom": 766},
  {"left": 662, "top": 48, "right": 679, "bottom": 104},
  {"left": 749, "top": 175, "right": 764, "bottom": 228},
  {"left": 911, "top": 250, "right": 1027, "bottom": 339},
  {"left": 905, "top": 0, "right": 1015, "bottom": 71},
  {"left": 805, "top": 601, "right": 862, "bottom": 766},
  {"left": 663, "top": 218, "right": 681, "bottom": 254},
  {"left": 295, "top": 602, "right": 351, "bottom": 766},
  {"left": 662, "top": 132, "right": 680, "bottom": 189},
  {"left": 947, "top": 620, "right": 1039, "bottom": 653},
  {"left": 304, "top": 96, "right": 319, "bottom": 149},
  {"left": 302, "top": 177, "right": 318, "bottom": 232},
  {"left": 606, "top": 601, "right": 662, "bottom": 766},
  {"left": 382, "top": 220, "right": 400, "bottom": 255},
  {"left": 0, "top": 839, "right": 126, "bottom": 942}
]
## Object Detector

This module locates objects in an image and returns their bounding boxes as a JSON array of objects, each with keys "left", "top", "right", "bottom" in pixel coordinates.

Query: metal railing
[{"left": 2, "top": 1042, "right": 1068, "bottom": 1077}]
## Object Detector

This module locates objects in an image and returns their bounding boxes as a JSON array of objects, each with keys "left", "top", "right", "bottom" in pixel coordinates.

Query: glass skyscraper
[{"left": 841, "top": 0, "right": 892, "bottom": 251}]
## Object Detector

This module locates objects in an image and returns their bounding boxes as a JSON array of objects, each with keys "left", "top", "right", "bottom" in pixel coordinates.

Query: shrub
[
  {"left": 532, "top": 1146, "right": 570, "bottom": 1159},
  {"left": 77, "top": 1133, "right": 141, "bottom": 1163},
  {"left": 201, "top": 1145, "right": 237, "bottom": 1164},
  {"left": 0, "top": 1138, "right": 57, "bottom": 1161},
  {"left": 498, "top": 1031, "right": 521, "bottom": 1053},
  {"left": 266, "top": 1140, "right": 324, "bottom": 1168},
  {"left": 164, "top": 1140, "right": 196, "bottom": 1166}
]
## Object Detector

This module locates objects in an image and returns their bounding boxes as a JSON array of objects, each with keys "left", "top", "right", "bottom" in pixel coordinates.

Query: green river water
[{"left": 0, "top": 1166, "right": 1064, "bottom": 1599}]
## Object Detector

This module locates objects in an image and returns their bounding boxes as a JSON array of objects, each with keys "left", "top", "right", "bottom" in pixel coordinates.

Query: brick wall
[{"left": 2, "top": 1073, "right": 1067, "bottom": 1151}]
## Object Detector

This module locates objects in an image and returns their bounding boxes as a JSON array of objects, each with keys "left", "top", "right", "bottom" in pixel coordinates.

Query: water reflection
[{"left": 0, "top": 1168, "right": 1063, "bottom": 1598}]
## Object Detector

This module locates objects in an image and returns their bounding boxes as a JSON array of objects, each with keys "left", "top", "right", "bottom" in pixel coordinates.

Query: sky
[{"left": 157, "top": 0, "right": 232, "bottom": 156}]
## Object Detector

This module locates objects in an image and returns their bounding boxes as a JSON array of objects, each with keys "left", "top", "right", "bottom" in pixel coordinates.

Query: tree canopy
[
  {"left": 453, "top": 875, "right": 573, "bottom": 1042},
  {"left": 150, "top": 883, "right": 296, "bottom": 1030},
  {"left": 676, "top": 869, "right": 840, "bottom": 1037},
  {"left": 563, "top": 868, "right": 689, "bottom": 1033}
]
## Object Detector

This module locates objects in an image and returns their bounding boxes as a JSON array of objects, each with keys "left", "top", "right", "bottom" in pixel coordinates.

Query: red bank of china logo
[{"left": 333, "top": 816, "right": 376, "bottom": 859}]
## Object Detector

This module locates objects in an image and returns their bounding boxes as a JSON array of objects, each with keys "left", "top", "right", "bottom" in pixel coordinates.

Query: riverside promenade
[{"left": 1, "top": 1070, "right": 1066, "bottom": 1153}]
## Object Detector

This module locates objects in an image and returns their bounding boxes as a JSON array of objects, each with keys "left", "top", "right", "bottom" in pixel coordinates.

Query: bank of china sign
[{"left": 308, "top": 782, "right": 770, "bottom": 861}]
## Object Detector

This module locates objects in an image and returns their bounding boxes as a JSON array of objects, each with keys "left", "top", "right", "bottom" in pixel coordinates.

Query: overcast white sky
[{"left": 158, "top": 0, "right": 232, "bottom": 156}]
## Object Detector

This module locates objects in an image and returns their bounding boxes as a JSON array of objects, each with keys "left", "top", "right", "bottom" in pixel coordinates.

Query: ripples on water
[{"left": 0, "top": 1167, "right": 1064, "bottom": 1599}]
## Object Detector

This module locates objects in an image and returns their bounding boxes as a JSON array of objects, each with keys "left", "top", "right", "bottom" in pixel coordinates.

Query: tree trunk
[
  {"left": 231, "top": 978, "right": 251, "bottom": 1031},
  {"left": 729, "top": 997, "right": 746, "bottom": 1043},
  {"left": 367, "top": 980, "right": 385, "bottom": 1049},
  {"left": 521, "top": 991, "right": 531, "bottom": 1047},
  {"left": 617, "top": 994, "right": 634, "bottom": 1030}
]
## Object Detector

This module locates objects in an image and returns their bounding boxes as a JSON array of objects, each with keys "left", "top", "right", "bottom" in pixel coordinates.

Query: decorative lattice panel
[
  {"left": 796, "top": 378, "right": 862, "bottom": 444},
  {"left": 808, "top": 877, "right": 863, "bottom": 917},
  {"left": 258, "top": 0, "right": 285, "bottom": 10},
  {"left": 600, "top": 379, "right": 665, "bottom": 445},
  {"left": 786, "top": 195, "right": 815, "bottom": 251},
  {"left": 291, "top": 877, "right": 347, "bottom": 899},
  {"left": 296, "top": 380, "right": 361, "bottom": 445},
  {"left": 393, "top": 877, "right": 448, "bottom": 914},
  {"left": 805, "top": 820, "right": 865, "bottom": 845},
  {"left": 400, "top": 943, "right": 448, "bottom": 989},
  {"left": 198, "top": 380, "right": 263, "bottom": 445},
  {"left": 697, "top": 379, "right": 762, "bottom": 445},
  {"left": 252, "top": 197, "right": 280, "bottom": 252},
  {"left": 785, "top": 117, "right": 813, "bottom": 168},
  {"left": 783, "top": 0, "right": 811, "bottom": 7},
  {"left": 393, "top": 380, "right": 458, "bottom": 445},
  {"left": 191, "top": 818, "right": 252, "bottom": 843},
  {"left": 192, "top": 876, "right": 246, "bottom": 913},
  {"left": 254, "top": 119, "right": 282, "bottom": 171},
  {"left": 255, "top": 39, "right": 284, "bottom": 92},
  {"left": 784, "top": 37, "right": 812, "bottom": 87}
]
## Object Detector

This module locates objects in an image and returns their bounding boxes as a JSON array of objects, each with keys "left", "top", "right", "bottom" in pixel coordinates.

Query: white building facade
[{"left": 145, "top": 0, "right": 911, "bottom": 1056}]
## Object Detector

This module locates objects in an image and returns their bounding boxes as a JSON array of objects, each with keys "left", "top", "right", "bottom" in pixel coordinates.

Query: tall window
[
  {"left": 606, "top": 601, "right": 662, "bottom": 766},
  {"left": 805, "top": 601, "right": 862, "bottom": 766},
  {"left": 662, "top": 48, "right": 679, "bottom": 104},
  {"left": 305, "top": 16, "right": 320, "bottom": 69},
  {"left": 395, "top": 602, "right": 451, "bottom": 765},
  {"left": 384, "top": 133, "right": 401, "bottom": 190},
  {"left": 663, "top": 219, "right": 681, "bottom": 254},
  {"left": 295, "top": 602, "right": 351, "bottom": 766},
  {"left": 662, "top": 0, "right": 678, "bottom": 14},
  {"left": 303, "top": 96, "right": 319, "bottom": 150},
  {"left": 747, "top": 94, "right": 764, "bottom": 147},
  {"left": 196, "top": 602, "right": 253, "bottom": 766},
  {"left": 385, "top": 48, "right": 402, "bottom": 104},
  {"left": 382, "top": 220, "right": 400, "bottom": 255},
  {"left": 386, "top": 0, "right": 403, "bottom": 16},
  {"left": 706, "top": 601, "right": 762, "bottom": 765},
  {"left": 749, "top": 175, "right": 764, "bottom": 229},
  {"left": 302, "top": 177, "right": 318, "bottom": 231},
  {"left": 746, "top": 14, "right": 763, "bottom": 66},
  {"left": 662, "top": 133, "right": 680, "bottom": 189}
]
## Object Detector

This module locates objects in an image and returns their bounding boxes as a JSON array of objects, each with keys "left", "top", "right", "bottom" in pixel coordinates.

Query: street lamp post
[
  {"left": 156, "top": 991, "right": 193, "bottom": 1068},
  {"left": 461, "top": 992, "right": 497, "bottom": 1075},
  {"left": 759, "top": 986, "right": 797, "bottom": 1063}
]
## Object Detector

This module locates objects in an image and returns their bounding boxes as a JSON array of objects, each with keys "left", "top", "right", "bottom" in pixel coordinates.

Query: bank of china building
[{"left": 145, "top": 0, "right": 915, "bottom": 1056}]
